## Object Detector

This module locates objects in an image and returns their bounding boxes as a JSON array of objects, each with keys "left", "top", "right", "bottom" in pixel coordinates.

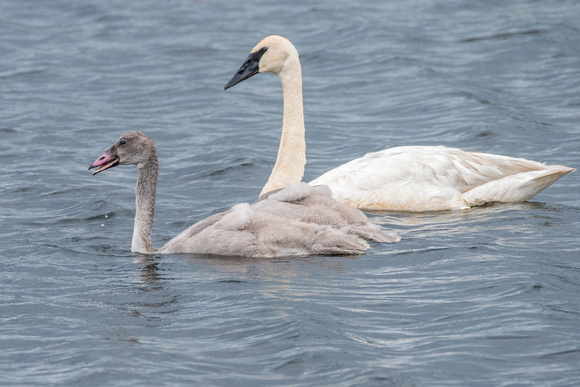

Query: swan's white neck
[
  {"left": 260, "top": 56, "right": 306, "bottom": 195},
  {"left": 132, "top": 155, "right": 158, "bottom": 253}
]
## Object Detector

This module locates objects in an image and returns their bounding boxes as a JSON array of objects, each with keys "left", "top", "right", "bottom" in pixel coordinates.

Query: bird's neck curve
[
  {"left": 260, "top": 56, "right": 306, "bottom": 196},
  {"left": 132, "top": 152, "right": 158, "bottom": 254}
]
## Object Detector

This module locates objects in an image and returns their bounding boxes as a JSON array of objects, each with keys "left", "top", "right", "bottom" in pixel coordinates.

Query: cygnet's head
[
  {"left": 224, "top": 35, "right": 299, "bottom": 90},
  {"left": 89, "top": 131, "right": 156, "bottom": 175}
]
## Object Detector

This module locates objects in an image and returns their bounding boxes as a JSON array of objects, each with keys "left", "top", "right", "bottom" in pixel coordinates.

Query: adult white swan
[
  {"left": 224, "top": 35, "right": 574, "bottom": 211},
  {"left": 89, "top": 131, "right": 399, "bottom": 257}
]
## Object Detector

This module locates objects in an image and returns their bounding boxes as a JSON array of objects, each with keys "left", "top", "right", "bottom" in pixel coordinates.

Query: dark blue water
[{"left": 1, "top": 0, "right": 579, "bottom": 385}]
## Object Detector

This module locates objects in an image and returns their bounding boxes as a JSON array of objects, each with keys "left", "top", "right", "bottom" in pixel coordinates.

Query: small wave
[{"left": 460, "top": 29, "right": 548, "bottom": 43}]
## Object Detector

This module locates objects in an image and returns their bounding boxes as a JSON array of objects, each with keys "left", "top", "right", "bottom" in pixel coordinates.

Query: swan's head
[
  {"left": 224, "top": 35, "right": 299, "bottom": 90},
  {"left": 89, "top": 131, "right": 156, "bottom": 175}
]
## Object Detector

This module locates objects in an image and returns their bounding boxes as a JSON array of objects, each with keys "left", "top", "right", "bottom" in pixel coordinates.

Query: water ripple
[{"left": 1, "top": 0, "right": 580, "bottom": 385}]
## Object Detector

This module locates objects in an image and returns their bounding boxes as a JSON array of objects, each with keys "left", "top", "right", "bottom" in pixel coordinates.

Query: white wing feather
[{"left": 310, "top": 146, "right": 574, "bottom": 211}]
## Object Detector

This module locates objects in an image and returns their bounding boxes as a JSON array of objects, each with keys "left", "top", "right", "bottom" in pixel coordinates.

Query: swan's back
[
  {"left": 310, "top": 146, "right": 575, "bottom": 211},
  {"left": 161, "top": 183, "right": 399, "bottom": 257}
]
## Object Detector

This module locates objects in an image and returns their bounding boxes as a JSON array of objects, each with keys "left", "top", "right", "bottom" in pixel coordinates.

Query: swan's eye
[{"left": 120, "top": 139, "right": 127, "bottom": 146}]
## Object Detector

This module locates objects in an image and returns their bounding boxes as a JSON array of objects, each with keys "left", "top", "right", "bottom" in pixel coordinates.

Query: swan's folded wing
[{"left": 310, "top": 146, "right": 573, "bottom": 211}]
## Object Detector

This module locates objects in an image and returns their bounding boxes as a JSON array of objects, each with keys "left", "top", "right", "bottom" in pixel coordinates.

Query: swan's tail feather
[
  {"left": 532, "top": 165, "right": 575, "bottom": 182},
  {"left": 463, "top": 165, "right": 575, "bottom": 206}
]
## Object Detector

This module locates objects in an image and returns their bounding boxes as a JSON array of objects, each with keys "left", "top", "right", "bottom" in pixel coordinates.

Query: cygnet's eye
[{"left": 120, "top": 139, "right": 127, "bottom": 146}]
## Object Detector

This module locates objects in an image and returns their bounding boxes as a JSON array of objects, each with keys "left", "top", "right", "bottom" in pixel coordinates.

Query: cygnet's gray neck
[{"left": 132, "top": 152, "right": 158, "bottom": 253}]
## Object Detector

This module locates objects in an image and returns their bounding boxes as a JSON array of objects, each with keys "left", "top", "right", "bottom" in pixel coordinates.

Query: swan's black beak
[
  {"left": 89, "top": 147, "right": 120, "bottom": 175},
  {"left": 224, "top": 47, "right": 268, "bottom": 90}
]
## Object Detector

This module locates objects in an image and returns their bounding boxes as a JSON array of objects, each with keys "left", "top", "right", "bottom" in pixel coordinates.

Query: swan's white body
[
  {"left": 225, "top": 35, "right": 574, "bottom": 212},
  {"left": 310, "top": 146, "right": 573, "bottom": 211},
  {"left": 90, "top": 131, "right": 399, "bottom": 257}
]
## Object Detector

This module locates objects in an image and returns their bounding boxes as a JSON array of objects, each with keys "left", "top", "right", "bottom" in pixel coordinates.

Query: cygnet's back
[{"left": 161, "top": 182, "right": 399, "bottom": 257}]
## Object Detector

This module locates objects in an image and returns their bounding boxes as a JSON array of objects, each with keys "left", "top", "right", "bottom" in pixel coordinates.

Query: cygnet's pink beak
[{"left": 89, "top": 148, "right": 119, "bottom": 175}]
